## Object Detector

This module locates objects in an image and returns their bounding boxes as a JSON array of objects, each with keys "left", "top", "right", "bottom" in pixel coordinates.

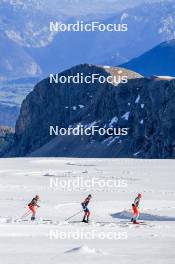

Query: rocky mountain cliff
[{"left": 5, "top": 64, "right": 175, "bottom": 158}]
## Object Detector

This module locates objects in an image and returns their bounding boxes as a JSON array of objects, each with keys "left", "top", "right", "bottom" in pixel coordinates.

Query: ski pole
[
  {"left": 65, "top": 210, "right": 83, "bottom": 221},
  {"left": 21, "top": 210, "right": 31, "bottom": 219}
]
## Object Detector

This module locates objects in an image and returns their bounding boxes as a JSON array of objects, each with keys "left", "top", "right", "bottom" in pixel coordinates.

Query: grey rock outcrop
[{"left": 7, "top": 64, "right": 175, "bottom": 158}]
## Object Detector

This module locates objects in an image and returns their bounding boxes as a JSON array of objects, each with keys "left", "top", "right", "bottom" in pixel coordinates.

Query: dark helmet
[
  {"left": 35, "top": 195, "right": 40, "bottom": 200},
  {"left": 88, "top": 194, "right": 92, "bottom": 198}
]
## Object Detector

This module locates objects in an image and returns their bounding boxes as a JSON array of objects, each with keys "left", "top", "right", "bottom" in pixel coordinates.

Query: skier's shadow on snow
[{"left": 111, "top": 211, "right": 175, "bottom": 221}]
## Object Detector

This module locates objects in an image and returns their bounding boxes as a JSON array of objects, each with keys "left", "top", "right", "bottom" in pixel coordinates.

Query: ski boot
[
  {"left": 31, "top": 216, "right": 35, "bottom": 221},
  {"left": 133, "top": 219, "right": 140, "bottom": 224},
  {"left": 82, "top": 218, "right": 87, "bottom": 223},
  {"left": 82, "top": 217, "right": 88, "bottom": 223}
]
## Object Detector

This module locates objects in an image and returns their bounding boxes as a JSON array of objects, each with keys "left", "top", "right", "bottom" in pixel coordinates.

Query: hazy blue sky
[{"left": 40, "top": 0, "right": 166, "bottom": 15}]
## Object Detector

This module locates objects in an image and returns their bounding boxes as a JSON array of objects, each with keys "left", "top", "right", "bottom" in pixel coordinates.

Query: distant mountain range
[
  {"left": 1, "top": 0, "right": 162, "bottom": 17},
  {"left": 27, "top": 1, "right": 175, "bottom": 76},
  {"left": 0, "top": 0, "right": 57, "bottom": 80},
  {"left": 1, "top": 1, "right": 175, "bottom": 80},
  {"left": 0, "top": 32, "right": 42, "bottom": 81},
  {"left": 121, "top": 40, "right": 175, "bottom": 76}
]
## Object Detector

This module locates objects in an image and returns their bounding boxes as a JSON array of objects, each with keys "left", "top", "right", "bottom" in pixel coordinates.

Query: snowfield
[{"left": 0, "top": 158, "right": 175, "bottom": 264}]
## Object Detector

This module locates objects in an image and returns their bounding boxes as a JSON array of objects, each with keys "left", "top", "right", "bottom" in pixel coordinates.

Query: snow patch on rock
[
  {"left": 135, "top": 95, "right": 140, "bottom": 104},
  {"left": 121, "top": 112, "right": 130, "bottom": 120},
  {"left": 140, "top": 119, "right": 144, "bottom": 124},
  {"left": 109, "top": 116, "right": 118, "bottom": 127}
]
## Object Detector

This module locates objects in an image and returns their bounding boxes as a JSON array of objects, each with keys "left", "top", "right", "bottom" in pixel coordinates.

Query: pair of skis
[{"left": 67, "top": 220, "right": 147, "bottom": 225}]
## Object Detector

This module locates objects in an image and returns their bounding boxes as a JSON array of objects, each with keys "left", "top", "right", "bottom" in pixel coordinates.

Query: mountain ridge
[
  {"left": 121, "top": 39, "right": 175, "bottom": 76},
  {"left": 5, "top": 64, "right": 175, "bottom": 159}
]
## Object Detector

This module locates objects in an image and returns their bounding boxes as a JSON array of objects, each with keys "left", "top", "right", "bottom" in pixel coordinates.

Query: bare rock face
[{"left": 7, "top": 64, "right": 175, "bottom": 158}]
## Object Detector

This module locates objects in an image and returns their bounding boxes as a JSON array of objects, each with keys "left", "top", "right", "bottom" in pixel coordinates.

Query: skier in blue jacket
[{"left": 81, "top": 194, "right": 92, "bottom": 223}]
